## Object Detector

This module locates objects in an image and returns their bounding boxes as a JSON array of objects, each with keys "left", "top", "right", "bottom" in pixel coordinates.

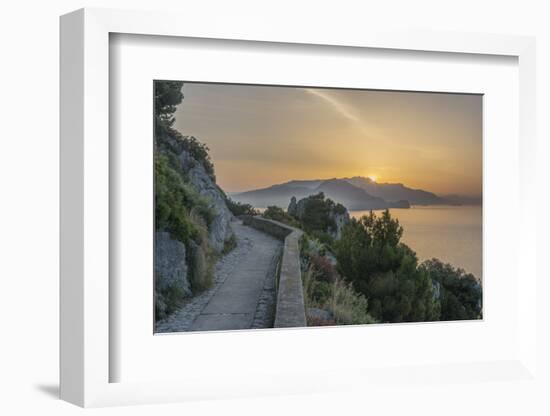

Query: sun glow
[{"left": 368, "top": 175, "right": 378, "bottom": 182}]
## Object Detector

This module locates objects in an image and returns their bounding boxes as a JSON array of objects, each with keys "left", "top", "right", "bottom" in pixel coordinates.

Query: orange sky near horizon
[{"left": 173, "top": 83, "right": 482, "bottom": 196}]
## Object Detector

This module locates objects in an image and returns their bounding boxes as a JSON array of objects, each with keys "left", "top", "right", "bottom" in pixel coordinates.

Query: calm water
[{"left": 350, "top": 206, "right": 482, "bottom": 279}]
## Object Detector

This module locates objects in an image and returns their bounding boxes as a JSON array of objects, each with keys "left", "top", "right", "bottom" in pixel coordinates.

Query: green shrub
[
  {"left": 301, "top": 234, "right": 375, "bottom": 326},
  {"left": 420, "top": 258, "right": 482, "bottom": 320},
  {"left": 308, "top": 230, "right": 335, "bottom": 249},
  {"left": 153, "top": 81, "right": 219, "bottom": 316},
  {"left": 329, "top": 278, "right": 375, "bottom": 325},
  {"left": 176, "top": 134, "right": 216, "bottom": 180},
  {"left": 226, "top": 198, "right": 259, "bottom": 216},
  {"left": 335, "top": 210, "right": 439, "bottom": 323},
  {"left": 299, "top": 234, "right": 327, "bottom": 258},
  {"left": 302, "top": 268, "right": 375, "bottom": 326},
  {"left": 311, "top": 280, "right": 333, "bottom": 305},
  {"left": 298, "top": 193, "right": 337, "bottom": 235},
  {"left": 188, "top": 242, "right": 213, "bottom": 292},
  {"left": 154, "top": 80, "right": 184, "bottom": 140},
  {"left": 154, "top": 283, "right": 187, "bottom": 322},
  {"left": 309, "top": 254, "right": 338, "bottom": 284},
  {"left": 222, "top": 233, "right": 237, "bottom": 254},
  {"left": 289, "top": 193, "right": 346, "bottom": 242},
  {"left": 155, "top": 154, "right": 214, "bottom": 244},
  {"left": 154, "top": 80, "right": 215, "bottom": 179},
  {"left": 262, "top": 206, "right": 300, "bottom": 227}
]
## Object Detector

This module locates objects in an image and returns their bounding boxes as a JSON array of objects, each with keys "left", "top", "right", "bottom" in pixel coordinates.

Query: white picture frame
[{"left": 60, "top": 7, "right": 537, "bottom": 407}]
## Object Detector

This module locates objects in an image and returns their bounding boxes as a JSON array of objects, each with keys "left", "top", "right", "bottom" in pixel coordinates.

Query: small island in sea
[{"left": 153, "top": 81, "right": 482, "bottom": 333}]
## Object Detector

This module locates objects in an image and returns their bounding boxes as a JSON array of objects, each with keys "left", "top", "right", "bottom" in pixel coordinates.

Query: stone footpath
[{"left": 155, "top": 220, "right": 282, "bottom": 333}]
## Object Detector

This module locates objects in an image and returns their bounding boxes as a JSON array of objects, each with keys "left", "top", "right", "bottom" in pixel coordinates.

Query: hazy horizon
[
  {"left": 173, "top": 83, "right": 482, "bottom": 196},
  {"left": 225, "top": 175, "right": 482, "bottom": 198}
]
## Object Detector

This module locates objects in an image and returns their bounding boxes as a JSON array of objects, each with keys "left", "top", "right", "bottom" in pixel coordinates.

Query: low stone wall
[{"left": 241, "top": 216, "right": 306, "bottom": 328}]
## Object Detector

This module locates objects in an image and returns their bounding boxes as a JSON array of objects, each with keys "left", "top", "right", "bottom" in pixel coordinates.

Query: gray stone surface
[
  {"left": 241, "top": 216, "right": 306, "bottom": 328},
  {"left": 155, "top": 220, "right": 282, "bottom": 333},
  {"left": 189, "top": 222, "right": 282, "bottom": 331},
  {"left": 159, "top": 133, "right": 235, "bottom": 254},
  {"left": 154, "top": 231, "right": 191, "bottom": 297},
  {"left": 274, "top": 229, "right": 306, "bottom": 328},
  {"left": 179, "top": 148, "right": 234, "bottom": 254},
  {"left": 330, "top": 211, "right": 350, "bottom": 240},
  {"left": 251, "top": 244, "right": 282, "bottom": 329},
  {"left": 190, "top": 313, "right": 252, "bottom": 331},
  {"left": 241, "top": 215, "right": 293, "bottom": 240}
]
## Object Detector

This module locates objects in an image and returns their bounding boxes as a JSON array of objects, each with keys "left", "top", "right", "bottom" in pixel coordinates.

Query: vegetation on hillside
[
  {"left": 155, "top": 155, "right": 213, "bottom": 244},
  {"left": 154, "top": 81, "right": 219, "bottom": 321},
  {"left": 281, "top": 192, "right": 482, "bottom": 326},
  {"left": 155, "top": 81, "right": 215, "bottom": 179},
  {"left": 153, "top": 80, "right": 482, "bottom": 327},
  {"left": 293, "top": 192, "right": 347, "bottom": 245},
  {"left": 301, "top": 236, "right": 376, "bottom": 326},
  {"left": 335, "top": 211, "right": 439, "bottom": 322},
  {"left": 334, "top": 210, "right": 482, "bottom": 323},
  {"left": 262, "top": 206, "right": 301, "bottom": 228},
  {"left": 154, "top": 80, "right": 184, "bottom": 139},
  {"left": 226, "top": 198, "right": 259, "bottom": 217},
  {"left": 420, "top": 259, "right": 482, "bottom": 320}
]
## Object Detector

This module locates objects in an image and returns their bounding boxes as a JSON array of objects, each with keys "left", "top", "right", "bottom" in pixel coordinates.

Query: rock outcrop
[
  {"left": 155, "top": 231, "right": 192, "bottom": 318},
  {"left": 288, "top": 193, "right": 350, "bottom": 240},
  {"left": 187, "top": 240, "right": 209, "bottom": 290},
  {"left": 180, "top": 150, "right": 234, "bottom": 253},
  {"left": 287, "top": 196, "right": 298, "bottom": 218},
  {"left": 330, "top": 209, "right": 350, "bottom": 240},
  {"left": 154, "top": 133, "right": 235, "bottom": 321},
  {"left": 162, "top": 134, "right": 234, "bottom": 253}
]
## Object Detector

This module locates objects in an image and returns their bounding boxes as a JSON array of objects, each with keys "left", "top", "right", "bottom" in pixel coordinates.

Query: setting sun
[{"left": 174, "top": 84, "right": 482, "bottom": 196}]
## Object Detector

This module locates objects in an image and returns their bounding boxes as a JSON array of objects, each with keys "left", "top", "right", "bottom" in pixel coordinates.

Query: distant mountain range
[{"left": 229, "top": 176, "right": 481, "bottom": 211}]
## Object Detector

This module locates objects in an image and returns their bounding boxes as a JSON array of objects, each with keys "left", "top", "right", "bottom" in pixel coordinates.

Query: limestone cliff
[
  {"left": 176, "top": 146, "right": 234, "bottom": 253},
  {"left": 155, "top": 231, "right": 192, "bottom": 297},
  {"left": 154, "top": 132, "right": 234, "bottom": 320},
  {"left": 160, "top": 133, "right": 234, "bottom": 253},
  {"left": 288, "top": 193, "right": 350, "bottom": 240}
]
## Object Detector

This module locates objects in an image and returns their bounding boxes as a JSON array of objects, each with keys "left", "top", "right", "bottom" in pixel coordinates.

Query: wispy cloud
[
  {"left": 304, "top": 88, "right": 360, "bottom": 123},
  {"left": 304, "top": 88, "right": 383, "bottom": 145}
]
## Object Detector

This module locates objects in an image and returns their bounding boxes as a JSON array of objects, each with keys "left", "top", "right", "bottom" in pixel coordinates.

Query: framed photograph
[
  {"left": 152, "top": 80, "right": 483, "bottom": 334},
  {"left": 60, "top": 8, "right": 537, "bottom": 407}
]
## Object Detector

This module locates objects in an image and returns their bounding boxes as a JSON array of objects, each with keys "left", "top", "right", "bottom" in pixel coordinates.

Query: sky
[{"left": 173, "top": 82, "right": 482, "bottom": 196}]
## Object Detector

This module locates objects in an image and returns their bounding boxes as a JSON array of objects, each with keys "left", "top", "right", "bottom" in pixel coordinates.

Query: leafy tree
[
  {"left": 299, "top": 193, "right": 336, "bottom": 235},
  {"left": 154, "top": 81, "right": 216, "bottom": 180},
  {"left": 153, "top": 81, "right": 221, "bottom": 322},
  {"left": 226, "top": 198, "right": 259, "bottom": 216},
  {"left": 262, "top": 206, "right": 300, "bottom": 227},
  {"left": 154, "top": 80, "right": 184, "bottom": 139},
  {"left": 335, "top": 210, "right": 403, "bottom": 286},
  {"left": 289, "top": 192, "right": 347, "bottom": 246},
  {"left": 182, "top": 135, "right": 215, "bottom": 180},
  {"left": 420, "top": 259, "right": 482, "bottom": 320},
  {"left": 335, "top": 210, "right": 439, "bottom": 323}
]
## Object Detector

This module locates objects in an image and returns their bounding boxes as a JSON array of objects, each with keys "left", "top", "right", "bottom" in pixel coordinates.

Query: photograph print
[{"left": 154, "top": 81, "right": 482, "bottom": 333}]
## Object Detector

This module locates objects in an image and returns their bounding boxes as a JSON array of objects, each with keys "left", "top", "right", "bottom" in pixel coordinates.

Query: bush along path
[{"left": 155, "top": 219, "right": 282, "bottom": 332}]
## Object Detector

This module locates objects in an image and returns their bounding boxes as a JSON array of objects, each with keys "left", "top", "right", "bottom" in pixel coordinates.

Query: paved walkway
[{"left": 155, "top": 220, "right": 282, "bottom": 333}]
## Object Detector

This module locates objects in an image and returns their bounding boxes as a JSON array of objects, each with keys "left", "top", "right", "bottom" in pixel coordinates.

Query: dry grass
[{"left": 303, "top": 268, "right": 376, "bottom": 326}]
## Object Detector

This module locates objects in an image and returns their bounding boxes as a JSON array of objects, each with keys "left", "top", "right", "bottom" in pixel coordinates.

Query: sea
[{"left": 350, "top": 205, "right": 482, "bottom": 279}]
